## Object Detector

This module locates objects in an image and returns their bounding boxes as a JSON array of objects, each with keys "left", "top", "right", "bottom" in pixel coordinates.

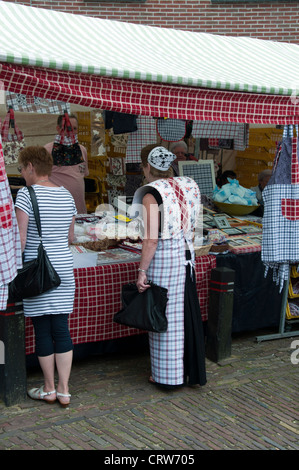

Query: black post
[
  {"left": 206, "top": 267, "right": 235, "bottom": 363},
  {"left": 0, "top": 301, "right": 27, "bottom": 406}
]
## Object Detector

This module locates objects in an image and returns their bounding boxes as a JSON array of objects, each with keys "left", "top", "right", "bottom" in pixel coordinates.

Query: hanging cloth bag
[
  {"left": 262, "top": 125, "right": 299, "bottom": 289},
  {"left": 156, "top": 118, "right": 186, "bottom": 142},
  {"left": 0, "top": 107, "right": 26, "bottom": 165},
  {"left": 52, "top": 111, "right": 84, "bottom": 166}
]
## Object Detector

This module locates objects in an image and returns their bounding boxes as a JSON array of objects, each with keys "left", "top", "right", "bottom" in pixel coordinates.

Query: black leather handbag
[
  {"left": 8, "top": 186, "right": 61, "bottom": 302},
  {"left": 113, "top": 281, "right": 168, "bottom": 333}
]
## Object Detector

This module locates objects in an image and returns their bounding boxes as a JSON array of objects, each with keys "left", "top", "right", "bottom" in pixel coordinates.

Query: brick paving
[{"left": 0, "top": 330, "right": 298, "bottom": 451}]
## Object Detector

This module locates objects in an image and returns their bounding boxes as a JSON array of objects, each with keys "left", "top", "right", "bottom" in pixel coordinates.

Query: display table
[
  {"left": 216, "top": 251, "right": 282, "bottom": 332},
  {"left": 24, "top": 255, "right": 216, "bottom": 355}
]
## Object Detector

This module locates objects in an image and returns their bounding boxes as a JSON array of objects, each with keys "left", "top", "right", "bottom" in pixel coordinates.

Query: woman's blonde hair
[
  {"left": 140, "top": 144, "right": 174, "bottom": 178},
  {"left": 19, "top": 146, "right": 53, "bottom": 176}
]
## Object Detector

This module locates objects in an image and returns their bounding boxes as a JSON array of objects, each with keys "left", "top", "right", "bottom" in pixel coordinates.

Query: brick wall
[{"left": 4, "top": 0, "right": 299, "bottom": 43}]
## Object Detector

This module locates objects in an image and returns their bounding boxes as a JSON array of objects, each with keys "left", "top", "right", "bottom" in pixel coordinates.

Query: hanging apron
[
  {"left": 156, "top": 118, "right": 186, "bottom": 142},
  {"left": 262, "top": 125, "right": 299, "bottom": 290}
]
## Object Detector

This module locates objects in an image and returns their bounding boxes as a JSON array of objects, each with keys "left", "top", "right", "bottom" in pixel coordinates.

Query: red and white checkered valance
[{"left": 1, "top": 63, "right": 298, "bottom": 125}]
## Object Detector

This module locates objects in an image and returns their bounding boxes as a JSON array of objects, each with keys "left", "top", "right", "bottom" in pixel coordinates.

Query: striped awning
[{"left": 0, "top": 2, "right": 299, "bottom": 123}]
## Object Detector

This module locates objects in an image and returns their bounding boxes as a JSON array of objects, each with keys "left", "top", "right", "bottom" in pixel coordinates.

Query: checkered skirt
[{"left": 147, "top": 236, "right": 186, "bottom": 385}]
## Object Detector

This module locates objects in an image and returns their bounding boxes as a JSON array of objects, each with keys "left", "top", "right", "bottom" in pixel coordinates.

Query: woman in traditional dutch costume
[{"left": 131, "top": 145, "right": 206, "bottom": 389}]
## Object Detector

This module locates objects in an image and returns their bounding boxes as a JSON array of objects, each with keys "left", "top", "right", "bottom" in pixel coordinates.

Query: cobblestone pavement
[{"left": 0, "top": 330, "right": 298, "bottom": 451}]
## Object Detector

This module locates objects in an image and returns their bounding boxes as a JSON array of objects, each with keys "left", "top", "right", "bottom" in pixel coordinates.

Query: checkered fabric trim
[
  {"left": 1, "top": 64, "right": 299, "bottom": 124},
  {"left": 0, "top": 202, "right": 12, "bottom": 230},
  {"left": 291, "top": 137, "right": 299, "bottom": 184},
  {"left": 23, "top": 255, "right": 216, "bottom": 355},
  {"left": 281, "top": 199, "right": 299, "bottom": 220}
]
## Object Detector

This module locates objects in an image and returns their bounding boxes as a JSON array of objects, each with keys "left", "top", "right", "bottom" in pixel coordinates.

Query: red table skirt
[{"left": 25, "top": 255, "right": 216, "bottom": 355}]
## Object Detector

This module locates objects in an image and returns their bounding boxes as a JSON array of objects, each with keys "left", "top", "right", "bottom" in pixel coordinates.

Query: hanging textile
[
  {"left": 156, "top": 118, "right": 186, "bottom": 142},
  {"left": 52, "top": 111, "right": 84, "bottom": 166},
  {"left": 262, "top": 125, "right": 299, "bottom": 290},
  {"left": 104, "top": 111, "right": 138, "bottom": 135},
  {"left": 5, "top": 92, "right": 70, "bottom": 114},
  {"left": 0, "top": 135, "right": 22, "bottom": 310},
  {"left": 0, "top": 108, "right": 26, "bottom": 165},
  {"left": 192, "top": 121, "right": 249, "bottom": 151},
  {"left": 125, "top": 116, "right": 157, "bottom": 163}
]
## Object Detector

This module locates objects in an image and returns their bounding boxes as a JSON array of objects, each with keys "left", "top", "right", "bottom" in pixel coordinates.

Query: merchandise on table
[
  {"left": 73, "top": 211, "right": 142, "bottom": 250},
  {"left": 227, "top": 235, "right": 261, "bottom": 253},
  {"left": 97, "top": 248, "right": 141, "bottom": 265},
  {"left": 287, "top": 298, "right": 299, "bottom": 319},
  {"left": 213, "top": 178, "right": 259, "bottom": 206}
]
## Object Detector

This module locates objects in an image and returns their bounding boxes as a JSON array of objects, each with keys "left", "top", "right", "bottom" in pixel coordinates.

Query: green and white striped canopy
[{"left": 0, "top": 1, "right": 299, "bottom": 96}]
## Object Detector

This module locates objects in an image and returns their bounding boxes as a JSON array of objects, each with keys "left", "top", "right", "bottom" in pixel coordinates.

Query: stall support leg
[
  {"left": 0, "top": 303, "right": 27, "bottom": 406},
  {"left": 256, "top": 268, "right": 299, "bottom": 342},
  {"left": 206, "top": 267, "right": 235, "bottom": 363}
]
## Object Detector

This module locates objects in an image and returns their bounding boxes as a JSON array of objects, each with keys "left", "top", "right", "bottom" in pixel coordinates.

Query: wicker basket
[
  {"left": 194, "top": 244, "right": 212, "bottom": 256},
  {"left": 73, "top": 239, "right": 118, "bottom": 251},
  {"left": 209, "top": 243, "right": 230, "bottom": 253}
]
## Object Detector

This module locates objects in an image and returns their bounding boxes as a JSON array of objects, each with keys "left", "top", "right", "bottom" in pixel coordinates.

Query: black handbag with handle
[
  {"left": 113, "top": 281, "right": 168, "bottom": 333},
  {"left": 52, "top": 111, "right": 83, "bottom": 166},
  {"left": 8, "top": 186, "right": 61, "bottom": 302}
]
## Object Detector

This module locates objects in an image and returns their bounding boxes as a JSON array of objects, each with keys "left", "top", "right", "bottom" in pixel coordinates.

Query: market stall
[
  {"left": 1, "top": 2, "right": 299, "bottom": 406},
  {"left": 1, "top": 3, "right": 299, "bottom": 342}
]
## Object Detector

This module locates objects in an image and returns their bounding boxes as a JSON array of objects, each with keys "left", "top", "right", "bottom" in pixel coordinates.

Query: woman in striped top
[{"left": 15, "top": 146, "right": 77, "bottom": 408}]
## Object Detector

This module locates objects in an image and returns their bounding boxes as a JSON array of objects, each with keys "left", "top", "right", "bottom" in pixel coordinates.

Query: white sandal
[
  {"left": 57, "top": 391, "right": 71, "bottom": 408},
  {"left": 27, "top": 386, "right": 56, "bottom": 404}
]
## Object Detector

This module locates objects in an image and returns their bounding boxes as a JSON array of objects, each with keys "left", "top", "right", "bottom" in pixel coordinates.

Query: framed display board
[{"left": 178, "top": 160, "right": 216, "bottom": 197}]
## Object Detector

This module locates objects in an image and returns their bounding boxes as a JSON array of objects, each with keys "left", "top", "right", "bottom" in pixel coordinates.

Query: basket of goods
[
  {"left": 213, "top": 178, "right": 259, "bottom": 216},
  {"left": 194, "top": 244, "right": 213, "bottom": 256},
  {"left": 73, "top": 215, "right": 118, "bottom": 251},
  {"left": 209, "top": 243, "right": 230, "bottom": 253}
]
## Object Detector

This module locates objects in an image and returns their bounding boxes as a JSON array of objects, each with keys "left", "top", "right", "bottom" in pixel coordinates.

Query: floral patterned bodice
[{"left": 131, "top": 176, "right": 201, "bottom": 242}]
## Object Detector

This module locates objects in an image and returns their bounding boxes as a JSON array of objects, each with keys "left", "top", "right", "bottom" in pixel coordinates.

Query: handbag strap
[
  {"left": 27, "top": 186, "right": 42, "bottom": 240},
  {"left": 0, "top": 108, "right": 24, "bottom": 141},
  {"left": 58, "top": 110, "right": 77, "bottom": 145}
]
